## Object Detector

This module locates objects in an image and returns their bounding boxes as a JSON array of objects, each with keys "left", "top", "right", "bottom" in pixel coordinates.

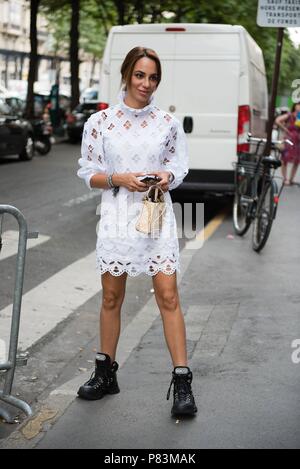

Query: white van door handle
[{"left": 183, "top": 116, "right": 193, "bottom": 133}]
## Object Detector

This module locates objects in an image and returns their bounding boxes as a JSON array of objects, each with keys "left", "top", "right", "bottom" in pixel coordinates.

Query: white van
[{"left": 99, "top": 23, "right": 268, "bottom": 194}]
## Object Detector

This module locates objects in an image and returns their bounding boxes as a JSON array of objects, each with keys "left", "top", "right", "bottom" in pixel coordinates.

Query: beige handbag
[{"left": 135, "top": 185, "right": 166, "bottom": 237}]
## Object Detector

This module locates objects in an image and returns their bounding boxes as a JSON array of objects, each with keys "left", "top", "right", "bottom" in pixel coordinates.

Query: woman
[
  {"left": 77, "top": 47, "right": 197, "bottom": 416},
  {"left": 275, "top": 102, "right": 300, "bottom": 185}
]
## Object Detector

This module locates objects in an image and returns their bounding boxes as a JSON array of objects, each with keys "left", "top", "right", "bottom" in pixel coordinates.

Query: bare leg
[
  {"left": 290, "top": 163, "right": 299, "bottom": 184},
  {"left": 281, "top": 162, "right": 289, "bottom": 184},
  {"left": 152, "top": 271, "right": 187, "bottom": 367},
  {"left": 100, "top": 271, "right": 127, "bottom": 361}
]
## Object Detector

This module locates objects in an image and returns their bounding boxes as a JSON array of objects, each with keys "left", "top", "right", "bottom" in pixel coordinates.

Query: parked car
[
  {"left": 4, "top": 95, "right": 26, "bottom": 115},
  {"left": 66, "top": 101, "right": 99, "bottom": 143},
  {"left": 0, "top": 97, "right": 34, "bottom": 161},
  {"left": 2, "top": 94, "right": 54, "bottom": 155},
  {"left": 5, "top": 92, "right": 70, "bottom": 138},
  {"left": 100, "top": 23, "right": 268, "bottom": 195},
  {"left": 0, "top": 84, "right": 9, "bottom": 95}
]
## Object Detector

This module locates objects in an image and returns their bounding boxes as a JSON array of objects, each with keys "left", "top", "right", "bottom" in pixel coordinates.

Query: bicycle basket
[
  {"left": 237, "top": 152, "right": 264, "bottom": 177},
  {"left": 235, "top": 152, "right": 264, "bottom": 198}
]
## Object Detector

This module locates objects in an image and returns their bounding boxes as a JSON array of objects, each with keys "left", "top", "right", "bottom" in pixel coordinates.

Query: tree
[
  {"left": 25, "top": 0, "right": 40, "bottom": 119},
  {"left": 41, "top": 0, "right": 81, "bottom": 110},
  {"left": 79, "top": 0, "right": 116, "bottom": 85},
  {"left": 171, "top": 0, "right": 300, "bottom": 95},
  {"left": 41, "top": 3, "right": 70, "bottom": 85},
  {"left": 70, "top": 0, "right": 80, "bottom": 109}
]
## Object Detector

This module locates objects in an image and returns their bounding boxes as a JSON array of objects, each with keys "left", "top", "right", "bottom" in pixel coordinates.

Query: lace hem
[{"left": 96, "top": 257, "right": 180, "bottom": 277}]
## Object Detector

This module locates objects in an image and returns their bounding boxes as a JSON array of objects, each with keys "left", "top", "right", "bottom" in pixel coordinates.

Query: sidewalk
[{"left": 1, "top": 182, "right": 300, "bottom": 449}]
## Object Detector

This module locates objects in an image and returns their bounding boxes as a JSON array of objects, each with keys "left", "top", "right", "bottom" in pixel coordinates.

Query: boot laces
[
  {"left": 166, "top": 372, "right": 193, "bottom": 401},
  {"left": 85, "top": 362, "right": 117, "bottom": 389},
  {"left": 85, "top": 370, "right": 106, "bottom": 389}
]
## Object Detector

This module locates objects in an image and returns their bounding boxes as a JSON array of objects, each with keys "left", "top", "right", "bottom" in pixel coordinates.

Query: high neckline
[{"left": 118, "top": 89, "right": 155, "bottom": 116}]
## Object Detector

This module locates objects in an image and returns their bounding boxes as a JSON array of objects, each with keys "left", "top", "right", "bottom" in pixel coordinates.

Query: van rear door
[
  {"left": 246, "top": 33, "right": 268, "bottom": 137},
  {"left": 171, "top": 32, "right": 240, "bottom": 173}
]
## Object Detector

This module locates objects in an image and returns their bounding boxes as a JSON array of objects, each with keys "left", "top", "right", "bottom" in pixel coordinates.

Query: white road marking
[
  {"left": 62, "top": 191, "right": 101, "bottom": 207},
  {"left": 0, "top": 231, "right": 50, "bottom": 261},
  {"left": 0, "top": 251, "right": 100, "bottom": 363}
]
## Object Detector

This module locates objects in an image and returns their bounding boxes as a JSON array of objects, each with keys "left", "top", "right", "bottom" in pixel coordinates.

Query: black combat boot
[
  {"left": 77, "top": 353, "right": 120, "bottom": 400},
  {"left": 167, "top": 366, "right": 197, "bottom": 416}
]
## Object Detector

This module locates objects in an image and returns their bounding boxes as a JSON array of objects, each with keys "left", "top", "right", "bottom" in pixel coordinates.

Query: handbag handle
[{"left": 145, "top": 185, "right": 165, "bottom": 202}]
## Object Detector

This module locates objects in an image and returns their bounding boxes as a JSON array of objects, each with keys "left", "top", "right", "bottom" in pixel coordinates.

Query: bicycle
[{"left": 233, "top": 133, "right": 293, "bottom": 252}]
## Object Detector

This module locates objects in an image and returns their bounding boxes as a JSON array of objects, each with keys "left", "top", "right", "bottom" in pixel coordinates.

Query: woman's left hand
[{"left": 151, "top": 171, "right": 173, "bottom": 192}]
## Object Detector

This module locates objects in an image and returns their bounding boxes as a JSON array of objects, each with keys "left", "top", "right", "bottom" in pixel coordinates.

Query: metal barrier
[{"left": 0, "top": 205, "right": 38, "bottom": 423}]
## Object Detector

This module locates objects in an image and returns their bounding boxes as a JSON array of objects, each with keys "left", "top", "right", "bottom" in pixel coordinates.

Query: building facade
[{"left": 0, "top": 0, "right": 100, "bottom": 97}]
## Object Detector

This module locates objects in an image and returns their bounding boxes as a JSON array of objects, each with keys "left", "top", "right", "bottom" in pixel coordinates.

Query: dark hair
[
  {"left": 291, "top": 102, "right": 300, "bottom": 113},
  {"left": 120, "top": 47, "right": 162, "bottom": 90}
]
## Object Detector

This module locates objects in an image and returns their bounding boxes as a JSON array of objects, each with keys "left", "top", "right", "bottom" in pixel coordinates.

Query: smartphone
[{"left": 137, "top": 174, "right": 162, "bottom": 184}]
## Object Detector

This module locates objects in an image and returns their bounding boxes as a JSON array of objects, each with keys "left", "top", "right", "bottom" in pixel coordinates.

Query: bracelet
[
  {"left": 107, "top": 173, "right": 120, "bottom": 196},
  {"left": 168, "top": 172, "right": 175, "bottom": 183},
  {"left": 107, "top": 173, "right": 116, "bottom": 188}
]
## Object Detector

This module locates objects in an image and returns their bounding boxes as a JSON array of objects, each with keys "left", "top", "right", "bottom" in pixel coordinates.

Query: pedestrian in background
[
  {"left": 275, "top": 102, "right": 300, "bottom": 185},
  {"left": 76, "top": 47, "right": 197, "bottom": 417}
]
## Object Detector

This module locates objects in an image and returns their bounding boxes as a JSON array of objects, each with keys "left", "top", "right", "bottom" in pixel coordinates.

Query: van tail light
[
  {"left": 165, "top": 27, "right": 186, "bottom": 32},
  {"left": 97, "top": 102, "right": 109, "bottom": 111},
  {"left": 237, "top": 105, "right": 251, "bottom": 153}
]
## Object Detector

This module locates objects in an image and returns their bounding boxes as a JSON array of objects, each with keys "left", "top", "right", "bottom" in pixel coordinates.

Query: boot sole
[
  {"left": 77, "top": 387, "right": 120, "bottom": 401},
  {"left": 171, "top": 405, "right": 197, "bottom": 416}
]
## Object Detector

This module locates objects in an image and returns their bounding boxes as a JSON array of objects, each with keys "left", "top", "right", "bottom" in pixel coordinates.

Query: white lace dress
[{"left": 77, "top": 91, "right": 189, "bottom": 277}]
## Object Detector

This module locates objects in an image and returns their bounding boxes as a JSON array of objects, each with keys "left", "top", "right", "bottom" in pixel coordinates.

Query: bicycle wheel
[
  {"left": 233, "top": 174, "right": 252, "bottom": 235},
  {"left": 252, "top": 179, "right": 277, "bottom": 252}
]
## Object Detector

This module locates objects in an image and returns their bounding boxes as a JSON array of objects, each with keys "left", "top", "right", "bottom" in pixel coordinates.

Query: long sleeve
[
  {"left": 77, "top": 114, "right": 106, "bottom": 190},
  {"left": 162, "top": 118, "right": 189, "bottom": 190}
]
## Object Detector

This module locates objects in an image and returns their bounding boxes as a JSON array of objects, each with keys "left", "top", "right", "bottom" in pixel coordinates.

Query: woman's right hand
[{"left": 112, "top": 172, "right": 148, "bottom": 192}]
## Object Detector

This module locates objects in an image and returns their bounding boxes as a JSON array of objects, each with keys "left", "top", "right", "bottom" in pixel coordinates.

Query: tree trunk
[
  {"left": 70, "top": 0, "right": 80, "bottom": 110},
  {"left": 114, "top": 0, "right": 126, "bottom": 25},
  {"left": 151, "top": 6, "right": 161, "bottom": 23},
  {"left": 89, "top": 56, "right": 96, "bottom": 87},
  {"left": 55, "top": 56, "right": 61, "bottom": 86},
  {"left": 135, "top": 0, "right": 144, "bottom": 24},
  {"left": 175, "top": 7, "right": 183, "bottom": 22},
  {"left": 25, "top": 0, "right": 40, "bottom": 119}
]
